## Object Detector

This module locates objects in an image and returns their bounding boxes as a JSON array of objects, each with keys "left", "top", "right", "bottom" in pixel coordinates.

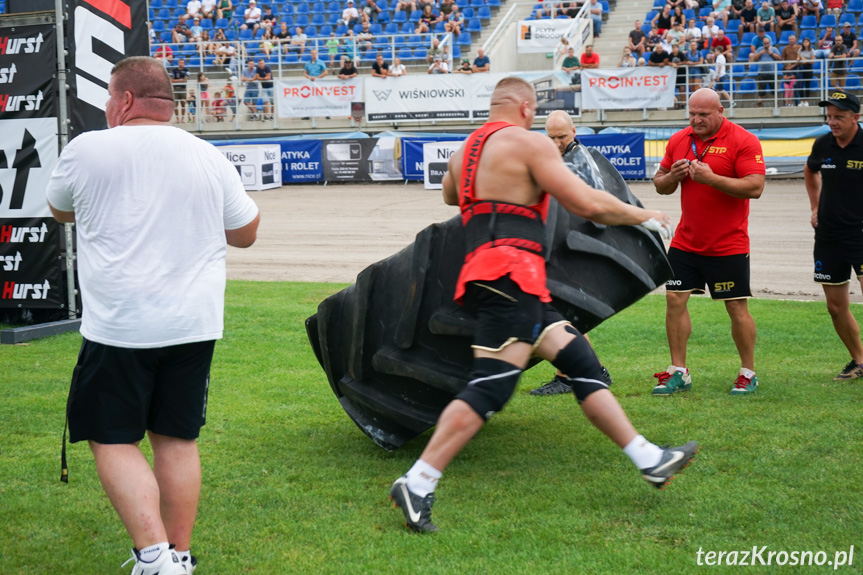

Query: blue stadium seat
[
  {"left": 852, "top": 58, "right": 863, "bottom": 72},
  {"left": 736, "top": 46, "right": 751, "bottom": 61},
  {"left": 386, "top": 22, "right": 400, "bottom": 33},
  {"left": 467, "top": 18, "right": 482, "bottom": 32},
  {"left": 698, "top": 6, "right": 711, "bottom": 18},
  {"left": 200, "top": 19, "right": 213, "bottom": 29},
  {"left": 850, "top": 0, "right": 863, "bottom": 13},
  {"left": 285, "top": 53, "right": 300, "bottom": 63},
  {"left": 173, "top": 7, "right": 185, "bottom": 18},
  {"left": 645, "top": 10, "right": 657, "bottom": 23},
  {"left": 401, "top": 22, "right": 414, "bottom": 33},
  {"left": 729, "top": 35, "right": 738, "bottom": 47},
  {"left": 737, "top": 78, "right": 757, "bottom": 95},
  {"left": 305, "top": 25, "right": 317, "bottom": 35},
  {"left": 414, "top": 47, "right": 427, "bottom": 59},
  {"left": 398, "top": 47, "right": 412, "bottom": 60},
  {"left": 320, "top": 24, "right": 333, "bottom": 35},
  {"left": 778, "top": 30, "right": 794, "bottom": 44},
  {"left": 846, "top": 74, "right": 861, "bottom": 89},
  {"left": 456, "top": 32, "right": 472, "bottom": 46},
  {"left": 409, "top": 10, "right": 421, "bottom": 22},
  {"left": 800, "top": 15, "right": 817, "bottom": 29},
  {"left": 336, "top": 24, "right": 348, "bottom": 34},
  {"left": 820, "top": 14, "right": 837, "bottom": 29},
  {"left": 477, "top": 5, "right": 491, "bottom": 20},
  {"left": 839, "top": 13, "right": 857, "bottom": 27},
  {"left": 800, "top": 29, "right": 817, "bottom": 42},
  {"left": 312, "top": 2, "right": 326, "bottom": 13},
  {"left": 725, "top": 19, "right": 740, "bottom": 34},
  {"left": 158, "top": 7, "right": 171, "bottom": 19},
  {"left": 215, "top": 17, "right": 229, "bottom": 27},
  {"left": 328, "top": 13, "right": 339, "bottom": 24},
  {"left": 393, "top": 10, "right": 407, "bottom": 23},
  {"left": 652, "top": 0, "right": 664, "bottom": 7},
  {"left": 165, "top": 0, "right": 178, "bottom": 8},
  {"left": 153, "top": 20, "right": 167, "bottom": 32},
  {"left": 160, "top": 31, "right": 174, "bottom": 42},
  {"left": 239, "top": 28, "right": 254, "bottom": 39},
  {"left": 297, "top": 3, "right": 310, "bottom": 13},
  {"left": 741, "top": 32, "right": 755, "bottom": 45},
  {"left": 682, "top": 8, "right": 694, "bottom": 20},
  {"left": 312, "top": 13, "right": 326, "bottom": 25},
  {"left": 296, "top": 14, "right": 310, "bottom": 26},
  {"left": 226, "top": 29, "right": 238, "bottom": 39},
  {"left": 434, "top": 21, "right": 447, "bottom": 32},
  {"left": 151, "top": 0, "right": 163, "bottom": 7}
]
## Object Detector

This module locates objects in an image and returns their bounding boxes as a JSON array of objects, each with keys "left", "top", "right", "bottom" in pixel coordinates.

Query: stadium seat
[
  {"left": 765, "top": 31, "right": 777, "bottom": 44},
  {"left": 645, "top": 10, "right": 657, "bottom": 23},
  {"left": 393, "top": 10, "right": 407, "bottom": 23},
  {"left": 160, "top": 31, "right": 174, "bottom": 42},
  {"left": 173, "top": 7, "right": 185, "bottom": 18},
  {"left": 736, "top": 78, "right": 757, "bottom": 96},
  {"left": 698, "top": 6, "right": 711, "bottom": 18},
  {"left": 401, "top": 22, "right": 414, "bottom": 33},
  {"left": 226, "top": 29, "right": 238, "bottom": 40},
  {"left": 157, "top": 7, "right": 171, "bottom": 19},
  {"left": 297, "top": 3, "right": 310, "bottom": 13},
  {"left": 456, "top": 32, "right": 472, "bottom": 46},
  {"left": 414, "top": 47, "right": 427, "bottom": 60},
  {"left": 336, "top": 24, "right": 348, "bottom": 34},
  {"left": 778, "top": 30, "right": 794, "bottom": 45},
  {"left": 312, "top": 1, "right": 326, "bottom": 13},
  {"left": 729, "top": 35, "right": 738, "bottom": 47},
  {"left": 725, "top": 19, "right": 740, "bottom": 34},
  {"left": 410, "top": 10, "right": 421, "bottom": 22},
  {"left": 736, "top": 46, "right": 751, "bottom": 61},
  {"left": 254, "top": 28, "right": 265, "bottom": 38},
  {"left": 800, "top": 29, "right": 817, "bottom": 42},
  {"left": 398, "top": 47, "right": 412, "bottom": 60},
  {"left": 839, "top": 13, "right": 857, "bottom": 28},
  {"left": 153, "top": 20, "right": 166, "bottom": 32},
  {"left": 741, "top": 32, "right": 755, "bottom": 45},
  {"left": 312, "top": 13, "right": 326, "bottom": 25},
  {"left": 820, "top": 14, "right": 837, "bottom": 29},
  {"left": 434, "top": 21, "right": 447, "bottom": 32},
  {"left": 467, "top": 18, "right": 482, "bottom": 32},
  {"left": 319, "top": 24, "right": 333, "bottom": 35},
  {"left": 800, "top": 15, "right": 817, "bottom": 29},
  {"left": 164, "top": 0, "right": 178, "bottom": 8},
  {"left": 462, "top": 7, "right": 474, "bottom": 18},
  {"left": 215, "top": 17, "right": 229, "bottom": 28},
  {"left": 239, "top": 28, "right": 253, "bottom": 39},
  {"left": 850, "top": 0, "right": 863, "bottom": 12},
  {"left": 327, "top": 13, "right": 339, "bottom": 24},
  {"left": 682, "top": 8, "right": 695, "bottom": 20},
  {"left": 653, "top": 0, "right": 664, "bottom": 7},
  {"left": 845, "top": 74, "right": 861, "bottom": 89},
  {"left": 385, "top": 22, "right": 400, "bottom": 34},
  {"left": 151, "top": 0, "right": 163, "bottom": 7},
  {"left": 477, "top": 6, "right": 491, "bottom": 20},
  {"left": 852, "top": 58, "right": 863, "bottom": 72},
  {"left": 296, "top": 14, "right": 310, "bottom": 26},
  {"left": 305, "top": 24, "right": 317, "bottom": 35}
]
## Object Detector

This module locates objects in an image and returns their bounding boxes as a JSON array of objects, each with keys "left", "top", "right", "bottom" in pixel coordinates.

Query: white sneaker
[
  {"left": 123, "top": 548, "right": 187, "bottom": 575},
  {"left": 176, "top": 551, "right": 197, "bottom": 574}
]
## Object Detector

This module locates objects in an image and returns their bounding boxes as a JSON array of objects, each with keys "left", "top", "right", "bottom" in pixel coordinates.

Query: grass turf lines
[{"left": 1, "top": 281, "right": 861, "bottom": 573}]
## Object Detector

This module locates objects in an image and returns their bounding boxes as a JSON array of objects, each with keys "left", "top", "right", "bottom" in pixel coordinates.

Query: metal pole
[{"left": 56, "top": 0, "right": 77, "bottom": 319}]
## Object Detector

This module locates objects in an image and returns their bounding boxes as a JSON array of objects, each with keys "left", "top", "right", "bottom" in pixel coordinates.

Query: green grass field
[{"left": 2, "top": 281, "right": 861, "bottom": 573}]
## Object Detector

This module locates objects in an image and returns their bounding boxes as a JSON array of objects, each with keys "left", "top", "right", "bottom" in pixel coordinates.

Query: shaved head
[
  {"left": 545, "top": 110, "right": 575, "bottom": 155},
  {"left": 107, "top": 56, "right": 174, "bottom": 126},
  {"left": 489, "top": 76, "right": 537, "bottom": 128},
  {"left": 688, "top": 88, "right": 725, "bottom": 140}
]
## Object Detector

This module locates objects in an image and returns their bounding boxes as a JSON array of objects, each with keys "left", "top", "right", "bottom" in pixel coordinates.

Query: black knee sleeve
[
  {"left": 455, "top": 357, "right": 522, "bottom": 421},
  {"left": 550, "top": 332, "right": 609, "bottom": 403}
]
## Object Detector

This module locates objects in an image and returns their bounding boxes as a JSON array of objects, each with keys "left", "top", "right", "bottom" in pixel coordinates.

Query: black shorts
[
  {"left": 665, "top": 247, "right": 752, "bottom": 299},
  {"left": 462, "top": 275, "right": 566, "bottom": 351},
  {"left": 66, "top": 339, "right": 215, "bottom": 444},
  {"left": 813, "top": 239, "right": 863, "bottom": 284}
]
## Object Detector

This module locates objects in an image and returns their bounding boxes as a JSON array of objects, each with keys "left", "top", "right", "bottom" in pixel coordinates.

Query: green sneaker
[
  {"left": 652, "top": 367, "right": 692, "bottom": 395},
  {"left": 730, "top": 373, "right": 758, "bottom": 395},
  {"left": 834, "top": 360, "right": 863, "bottom": 381}
]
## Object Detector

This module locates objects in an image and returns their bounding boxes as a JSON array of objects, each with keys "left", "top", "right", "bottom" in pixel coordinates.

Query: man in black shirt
[
  {"left": 338, "top": 56, "right": 358, "bottom": 79},
  {"left": 628, "top": 19, "right": 646, "bottom": 57},
  {"left": 737, "top": 0, "right": 759, "bottom": 40},
  {"left": 775, "top": 0, "right": 797, "bottom": 33},
  {"left": 648, "top": 43, "right": 671, "bottom": 67},
  {"left": 804, "top": 90, "right": 863, "bottom": 380},
  {"left": 840, "top": 22, "right": 860, "bottom": 58}
]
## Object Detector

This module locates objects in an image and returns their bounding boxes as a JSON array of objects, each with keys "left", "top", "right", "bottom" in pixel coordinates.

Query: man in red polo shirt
[
  {"left": 580, "top": 44, "right": 600, "bottom": 68},
  {"left": 652, "top": 88, "right": 766, "bottom": 396}
]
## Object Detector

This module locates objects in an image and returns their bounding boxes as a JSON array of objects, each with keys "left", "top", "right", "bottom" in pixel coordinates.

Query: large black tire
[{"left": 306, "top": 149, "right": 672, "bottom": 450}]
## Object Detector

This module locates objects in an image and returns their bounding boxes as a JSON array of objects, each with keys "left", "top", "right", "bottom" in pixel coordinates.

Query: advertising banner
[
  {"left": 281, "top": 140, "right": 323, "bottom": 183},
  {"left": 422, "top": 141, "right": 462, "bottom": 189},
  {"left": 467, "top": 72, "right": 505, "bottom": 120},
  {"left": 365, "top": 75, "right": 470, "bottom": 122},
  {"left": 67, "top": 0, "right": 149, "bottom": 137},
  {"left": 517, "top": 18, "right": 580, "bottom": 53},
  {"left": 0, "top": 218, "right": 64, "bottom": 308},
  {"left": 276, "top": 78, "right": 363, "bottom": 118},
  {"left": 218, "top": 144, "right": 282, "bottom": 190},
  {"left": 321, "top": 139, "right": 377, "bottom": 181},
  {"left": 581, "top": 67, "right": 677, "bottom": 110},
  {"left": 579, "top": 133, "right": 646, "bottom": 180},
  {"left": 516, "top": 70, "right": 581, "bottom": 118},
  {"left": 402, "top": 137, "right": 464, "bottom": 180}
]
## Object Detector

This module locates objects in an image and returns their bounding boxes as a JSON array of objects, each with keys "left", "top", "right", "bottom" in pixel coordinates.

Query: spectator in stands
[
  {"left": 197, "top": 71, "right": 211, "bottom": 120},
  {"left": 186, "top": 88, "right": 197, "bottom": 121},
  {"left": 781, "top": 67, "right": 797, "bottom": 106},
  {"left": 341, "top": 0, "right": 361, "bottom": 28},
  {"left": 216, "top": 0, "right": 233, "bottom": 21},
  {"left": 172, "top": 59, "right": 190, "bottom": 122},
  {"left": 439, "top": 0, "right": 457, "bottom": 19},
  {"left": 830, "top": 34, "right": 850, "bottom": 87},
  {"left": 276, "top": 22, "right": 292, "bottom": 52},
  {"left": 646, "top": 22, "right": 663, "bottom": 52},
  {"left": 291, "top": 27, "right": 308, "bottom": 54},
  {"left": 357, "top": 20, "right": 374, "bottom": 52},
  {"left": 153, "top": 37, "right": 174, "bottom": 66},
  {"left": 182, "top": 0, "right": 203, "bottom": 22},
  {"left": 648, "top": 42, "right": 672, "bottom": 67},
  {"left": 201, "top": 0, "right": 217, "bottom": 20},
  {"left": 537, "top": 0, "right": 560, "bottom": 19},
  {"left": 304, "top": 48, "right": 328, "bottom": 82},
  {"left": 664, "top": 20, "right": 686, "bottom": 48},
  {"left": 775, "top": 0, "right": 798, "bottom": 34},
  {"left": 363, "top": 0, "right": 384, "bottom": 23},
  {"left": 684, "top": 18, "right": 702, "bottom": 44},
  {"left": 826, "top": 0, "right": 844, "bottom": 18},
  {"left": 561, "top": 46, "right": 581, "bottom": 79},
  {"left": 242, "top": 0, "right": 262, "bottom": 31},
  {"left": 712, "top": 0, "right": 732, "bottom": 28},
  {"left": 416, "top": 4, "right": 440, "bottom": 33},
  {"left": 214, "top": 27, "right": 228, "bottom": 42},
  {"left": 712, "top": 28, "right": 734, "bottom": 59},
  {"left": 472, "top": 48, "right": 490, "bottom": 72},
  {"left": 370, "top": 52, "right": 389, "bottom": 77},
  {"left": 455, "top": 57, "right": 473, "bottom": 73},
  {"left": 173, "top": 19, "right": 193, "bottom": 43},
  {"left": 391, "top": 57, "right": 408, "bottom": 75},
  {"left": 212, "top": 91, "right": 227, "bottom": 121},
  {"left": 750, "top": 24, "right": 769, "bottom": 50},
  {"left": 446, "top": 7, "right": 464, "bottom": 35},
  {"left": 629, "top": 20, "right": 647, "bottom": 57},
  {"left": 671, "top": 6, "right": 686, "bottom": 28},
  {"left": 556, "top": 36, "right": 570, "bottom": 59},
  {"left": 735, "top": 0, "right": 758, "bottom": 41},
  {"left": 685, "top": 39, "right": 705, "bottom": 91},
  {"left": 241, "top": 59, "right": 260, "bottom": 120},
  {"left": 563, "top": 1, "right": 581, "bottom": 18},
  {"left": 653, "top": 4, "right": 674, "bottom": 34},
  {"left": 841, "top": 22, "right": 860, "bottom": 58},
  {"left": 667, "top": 0, "right": 685, "bottom": 7},
  {"left": 815, "top": 26, "right": 836, "bottom": 57},
  {"left": 395, "top": 0, "right": 417, "bottom": 15},
  {"left": 701, "top": 16, "right": 720, "bottom": 49},
  {"left": 256, "top": 57, "right": 275, "bottom": 119},
  {"left": 756, "top": 1, "right": 775, "bottom": 32},
  {"left": 670, "top": 41, "right": 689, "bottom": 106},
  {"left": 620, "top": 46, "right": 638, "bottom": 67},
  {"left": 705, "top": 46, "right": 733, "bottom": 105},
  {"left": 200, "top": 30, "right": 217, "bottom": 56},
  {"left": 190, "top": 18, "right": 204, "bottom": 41},
  {"left": 427, "top": 37, "right": 443, "bottom": 63},
  {"left": 781, "top": 33, "right": 801, "bottom": 75},
  {"left": 224, "top": 76, "right": 238, "bottom": 121},
  {"left": 261, "top": 27, "right": 277, "bottom": 56},
  {"left": 338, "top": 56, "right": 359, "bottom": 78},
  {"left": 588, "top": 0, "right": 603, "bottom": 37},
  {"left": 797, "top": 36, "right": 815, "bottom": 103},
  {"left": 261, "top": 5, "right": 278, "bottom": 27},
  {"left": 325, "top": 32, "right": 340, "bottom": 64},
  {"left": 580, "top": 43, "right": 600, "bottom": 68},
  {"left": 428, "top": 53, "right": 449, "bottom": 73},
  {"left": 801, "top": 0, "right": 822, "bottom": 23},
  {"left": 751, "top": 35, "right": 781, "bottom": 106}
]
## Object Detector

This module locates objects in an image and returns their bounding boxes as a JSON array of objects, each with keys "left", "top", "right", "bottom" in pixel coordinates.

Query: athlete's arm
[
  {"left": 441, "top": 145, "right": 464, "bottom": 206},
  {"left": 529, "top": 133, "right": 670, "bottom": 228},
  {"left": 653, "top": 160, "right": 690, "bottom": 195},
  {"left": 687, "top": 161, "right": 764, "bottom": 199},
  {"left": 49, "top": 204, "right": 75, "bottom": 223},
  {"left": 803, "top": 163, "right": 821, "bottom": 229},
  {"left": 226, "top": 212, "right": 260, "bottom": 247}
]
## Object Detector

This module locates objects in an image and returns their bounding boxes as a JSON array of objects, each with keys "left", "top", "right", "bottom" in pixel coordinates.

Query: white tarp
[
  {"left": 276, "top": 78, "right": 363, "bottom": 118},
  {"left": 581, "top": 67, "right": 677, "bottom": 110}
]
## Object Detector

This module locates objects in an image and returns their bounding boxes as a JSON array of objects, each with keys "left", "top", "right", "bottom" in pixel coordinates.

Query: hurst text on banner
[
  {"left": 581, "top": 68, "right": 677, "bottom": 110},
  {"left": 276, "top": 78, "right": 363, "bottom": 118}
]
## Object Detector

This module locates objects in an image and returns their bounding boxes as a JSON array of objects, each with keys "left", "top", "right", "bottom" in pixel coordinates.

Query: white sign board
[
  {"left": 218, "top": 144, "right": 282, "bottom": 191},
  {"left": 276, "top": 78, "right": 363, "bottom": 118},
  {"left": 0, "top": 118, "right": 58, "bottom": 218},
  {"left": 581, "top": 67, "right": 677, "bottom": 110},
  {"left": 423, "top": 141, "right": 462, "bottom": 190},
  {"left": 516, "top": 19, "right": 580, "bottom": 53}
]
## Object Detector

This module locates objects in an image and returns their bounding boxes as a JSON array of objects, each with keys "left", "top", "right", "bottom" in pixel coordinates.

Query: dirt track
[{"left": 226, "top": 180, "right": 844, "bottom": 301}]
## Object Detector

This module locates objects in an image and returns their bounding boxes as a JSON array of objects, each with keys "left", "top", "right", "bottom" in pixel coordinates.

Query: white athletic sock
[
  {"left": 671, "top": 365, "right": 688, "bottom": 374},
  {"left": 138, "top": 542, "right": 169, "bottom": 564},
  {"left": 739, "top": 367, "right": 755, "bottom": 380},
  {"left": 405, "top": 459, "right": 442, "bottom": 497},
  {"left": 623, "top": 435, "right": 664, "bottom": 470}
]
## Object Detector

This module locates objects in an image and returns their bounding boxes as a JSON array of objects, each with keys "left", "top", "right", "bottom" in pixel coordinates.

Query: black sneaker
[
  {"left": 530, "top": 374, "right": 572, "bottom": 396},
  {"left": 834, "top": 359, "right": 863, "bottom": 381},
  {"left": 389, "top": 476, "right": 438, "bottom": 533},
  {"left": 640, "top": 441, "right": 699, "bottom": 489}
]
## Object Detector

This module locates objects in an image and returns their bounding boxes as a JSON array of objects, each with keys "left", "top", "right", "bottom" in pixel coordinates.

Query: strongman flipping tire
[{"left": 388, "top": 77, "right": 699, "bottom": 533}]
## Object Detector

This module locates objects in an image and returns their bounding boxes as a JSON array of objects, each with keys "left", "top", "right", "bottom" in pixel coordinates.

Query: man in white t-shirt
[
  {"left": 243, "top": 0, "right": 263, "bottom": 30},
  {"left": 46, "top": 57, "right": 259, "bottom": 575},
  {"left": 701, "top": 16, "right": 720, "bottom": 46},
  {"left": 181, "top": 0, "right": 202, "bottom": 22},
  {"left": 341, "top": 0, "right": 360, "bottom": 27}
]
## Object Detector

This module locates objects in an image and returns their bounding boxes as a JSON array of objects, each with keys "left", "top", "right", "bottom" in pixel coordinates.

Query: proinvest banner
[
  {"left": 581, "top": 67, "right": 677, "bottom": 110},
  {"left": 517, "top": 19, "right": 579, "bottom": 53},
  {"left": 276, "top": 78, "right": 363, "bottom": 118},
  {"left": 579, "top": 133, "right": 645, "bottom": 180}
]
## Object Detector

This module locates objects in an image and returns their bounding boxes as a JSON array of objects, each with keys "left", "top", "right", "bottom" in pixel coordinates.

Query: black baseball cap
[{"left": 819, "top": 90, "right": 861, "bottom": 113}]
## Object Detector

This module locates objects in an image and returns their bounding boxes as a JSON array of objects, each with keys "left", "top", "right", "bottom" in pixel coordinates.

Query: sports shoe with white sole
[
  {"left": 530, "top": 366, "right": 613, "bottom": 396},
  {"left": 640, "top": 441, "right": 699, "bottom": 489},
  {"left": 123, "top": 547, "right": 187, "bottom": 575},
  {"left": 389, "top": 476, "right": 439, "bottom": 533},
  {"left": 834, "top": 360, "right": 863, "bottom": 381},
  {"left": 176, "top": 551, "right": 196, "bottom": 574},
  {"left": 730, "top": 373, "right": 758, "bottom": 395},
  {"left": 652, "top": 367, "right": 692, "bottom": 395}
]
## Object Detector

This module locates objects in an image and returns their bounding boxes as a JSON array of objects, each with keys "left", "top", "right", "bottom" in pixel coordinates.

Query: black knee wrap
[
  {"left": 455, "top": 357, "right": 522, "bottom": 421},
  {"left": 550, "top": 333, "right": 609, "bottom": 403}
]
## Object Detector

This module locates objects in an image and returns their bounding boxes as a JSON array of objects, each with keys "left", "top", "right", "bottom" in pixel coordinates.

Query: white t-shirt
[
  {"left": 187, "top": 0, "right": 202, "bottom": 15},
  {"left": 246, "top": 6, "right": 262, "bottom": 22},
  {"left": 390, "top": 63, "right": 406, "bottom": 75},
  {"left": 702, "top": 24, "right": 719, "bottom": 39},
  {"left": 202, "top": 0, "right": 217, "bottom": 10},
  {"left": 46, "top": 126, "right": 258, "bottom": 349}
]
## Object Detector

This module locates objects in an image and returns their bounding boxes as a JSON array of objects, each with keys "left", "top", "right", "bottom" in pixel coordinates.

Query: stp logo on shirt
[{"left": 755, "top": 154, "right": 764, "bottom": 164}]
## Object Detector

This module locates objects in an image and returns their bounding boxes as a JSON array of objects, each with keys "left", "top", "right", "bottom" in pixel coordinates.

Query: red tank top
[{"left": 454, "top": 121, "right": 552, "bottom": 304}]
